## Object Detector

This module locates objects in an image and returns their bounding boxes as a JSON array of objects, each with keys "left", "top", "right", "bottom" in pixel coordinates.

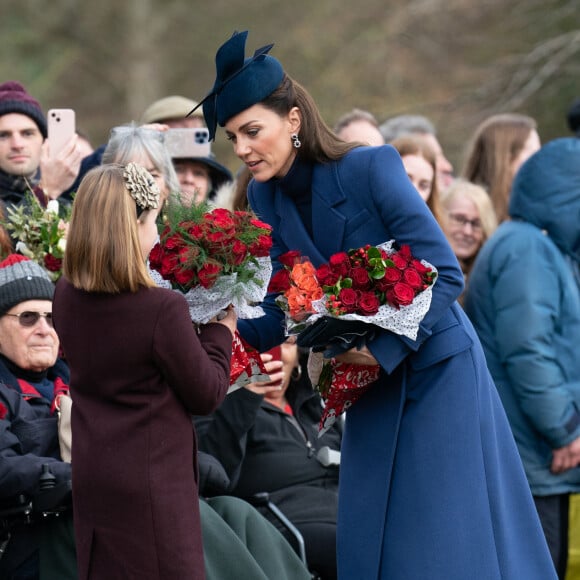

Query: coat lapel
[{"left": 311, "top": 166, "right": 347, "bottom": 261}]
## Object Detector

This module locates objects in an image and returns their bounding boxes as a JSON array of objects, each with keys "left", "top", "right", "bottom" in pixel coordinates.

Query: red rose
[
  {"left": 206, "top": 230, "right": 228, "bottom": 244},
  {"left": 391, "top": 253, "right": 408, "bottom": 270},
  {"left": 231, "top": 240, "right": 248, "bottom": 265},
  {"left": 165, "top": 233, "right": 185, "bottom": 250},
  {"left": 268, "top": 269, "right": 291, "bottom": 293},
  {"left": 316, "top": 264, "right": 339, "bottom": 287},
  {"left": 174, "top": 266, "right": 196, "bottom": 287},
  {"left": 411, "top": 259, "right": 430, "bottom": 275},
  {"left": 207, "top": 209, "right": 236, "bottom": 230},
  {"left": 43, "top": 254, "right": 62, "bottom": 272},
  {"left": 249, "top": 234, "right": 273, "bottom": 257},
  {"left": 357, "top": 291, "right": 381, "bottom": 316},
  {"left": 338, "top": 287, "right": 359, "bottom": 313},
  {"left": 279, "top": 250, "right": 302, "bottom": 268},
  {"left": 350, "top": 266, "right": 371, "bottom": 290},
  {"left": 188, "top": 224, "right": 205, "bottom": 240},
  {"left": 250, "top": 217, "right": 272, "bottom": 231},
  {"left": 149, "top": 243, "right": 162, "bottom": 269},
  {"left": 329, "top": 252, "right": 350, "bottom": 277},
  {"left": 398, "top": 245, "right": 412, "bottom": 261},
  {"left": 391, "top": 282, "right": 415, "bottom": 307},
  {"left": 198, "top": 262, "right": 222, "bottom": 288},
  {"left": 160, "top": 253, "right": 178, "bottom": 279},
  {"left": 0, "top": 401, "right": 7, "bottom": 420},
  {"left": 403, "top": 267, "right": 423, "bottom": 289},
  {"left": 383, "top": 267, "right": 402, "bottom": 285}
]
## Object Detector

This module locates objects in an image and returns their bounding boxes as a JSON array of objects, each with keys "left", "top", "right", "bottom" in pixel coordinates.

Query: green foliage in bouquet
[{"left": 5, "top": 192, "right": 71, "bottom": 281}]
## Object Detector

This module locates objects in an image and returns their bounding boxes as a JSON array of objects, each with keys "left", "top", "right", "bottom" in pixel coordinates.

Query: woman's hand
[
  {"left": 210, "top": 305, "right": 237, "bottom": 336},
  {"left": 244, "top": 353, "right": 285, "bottom": 395},
  {"left": 334, "top": 345, "right": 379, "bottom": 366}
]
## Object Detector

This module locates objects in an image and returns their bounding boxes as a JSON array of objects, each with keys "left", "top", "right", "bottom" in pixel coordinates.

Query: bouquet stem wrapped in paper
[
  {"left": 149, "top": 201, "right": 274, "bottom": 390},
  {"left": 270, "top": 242, "right": 437, "bottom": 434}
]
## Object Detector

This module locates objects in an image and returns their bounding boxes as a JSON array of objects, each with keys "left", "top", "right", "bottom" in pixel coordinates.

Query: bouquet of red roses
[
  {"left": 269, "top": 241, "right": 437, "bottom": 434},
  {"left": 149, "top": 200, "right": 274, "bottom": 389}
]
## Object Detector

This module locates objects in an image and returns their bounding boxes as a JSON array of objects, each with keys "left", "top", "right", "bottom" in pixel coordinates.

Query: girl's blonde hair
[{"left": 63, "top": 164, "right": 156, "bottom": 293}]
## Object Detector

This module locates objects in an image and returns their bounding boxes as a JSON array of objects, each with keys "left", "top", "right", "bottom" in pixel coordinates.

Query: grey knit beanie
[{"left": 0, "top": 254, "right": 54, "bottom": 315}]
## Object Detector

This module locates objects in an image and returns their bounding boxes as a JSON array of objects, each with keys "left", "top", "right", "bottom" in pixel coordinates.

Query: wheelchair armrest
[
  {"left": 0, "top": 494, "right": 33, "bottom": 519},
  {"left": 249, "top": 492, "right": 308, "bottom": 567}
]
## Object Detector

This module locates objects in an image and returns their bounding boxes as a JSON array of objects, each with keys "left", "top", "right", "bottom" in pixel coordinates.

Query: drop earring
[{"left": 291, "top": 133, "right": 301, "bottom": 149}]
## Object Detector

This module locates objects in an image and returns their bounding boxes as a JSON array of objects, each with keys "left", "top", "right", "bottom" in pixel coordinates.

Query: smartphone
[
  {"left": 164, "top": 128, "right": 211, "bottom": 159},
  {"left": 47, "top": 109, "right": 76, "bottom": 159}
]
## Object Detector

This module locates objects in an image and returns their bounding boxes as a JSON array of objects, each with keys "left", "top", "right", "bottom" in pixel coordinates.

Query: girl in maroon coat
[{"left": 53, "top": 163, "right": 236, "bottom": 580}]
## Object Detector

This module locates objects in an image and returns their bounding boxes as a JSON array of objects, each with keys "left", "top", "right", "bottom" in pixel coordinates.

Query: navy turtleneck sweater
[{"left": 275, "top": 156, "right": 314, "bottom": 238}]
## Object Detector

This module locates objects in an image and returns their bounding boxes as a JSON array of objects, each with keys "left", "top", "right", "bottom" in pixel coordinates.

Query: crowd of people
[{"left": 0, "top": 28, "right": 579, "bottom": 580}]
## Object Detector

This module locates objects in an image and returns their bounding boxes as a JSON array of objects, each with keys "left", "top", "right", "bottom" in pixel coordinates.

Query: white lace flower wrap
[
  {"left": 307, "top": 240, "right": 437, "bottom": 341},
  {"left": 178, "top": 256, "right": 272, "bottom": 324}
]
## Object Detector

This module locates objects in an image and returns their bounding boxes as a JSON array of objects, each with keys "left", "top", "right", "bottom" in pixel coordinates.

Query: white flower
[
  {"left": 46, "top": 200, "right": 60, "bottom": 215},
  {"left": 57, "top": 238, "right": 67, "bottom": 253},
  {"left": 15, "top": 241, "right": 35, "bottom": 258}
]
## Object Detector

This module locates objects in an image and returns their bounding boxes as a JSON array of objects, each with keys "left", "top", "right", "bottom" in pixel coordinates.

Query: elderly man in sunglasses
[{"left": 0, "top": 254, "right": 72, "bottom": 580}]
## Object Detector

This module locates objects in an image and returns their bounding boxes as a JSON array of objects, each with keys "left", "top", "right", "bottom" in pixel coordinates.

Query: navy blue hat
[{"left": 189, "top": 31, "right": 284, "bottom": 141}]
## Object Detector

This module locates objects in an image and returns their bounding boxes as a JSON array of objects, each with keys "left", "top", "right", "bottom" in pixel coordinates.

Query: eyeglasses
[
  {"left": 3, "top": 311, "right": 54, "bottom": 328},
  {"left": 447, "top": 213, "right": 483, "bottom": 232}
]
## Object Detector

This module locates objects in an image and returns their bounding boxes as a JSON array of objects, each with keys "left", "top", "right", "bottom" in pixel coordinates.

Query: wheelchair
[{"left": 199, "top": 451, "right": 322, "bottom": 580}]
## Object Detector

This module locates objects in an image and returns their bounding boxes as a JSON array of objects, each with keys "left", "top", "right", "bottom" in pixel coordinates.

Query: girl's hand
[{"left": 210, "top": 305, "right": 237, "bottom": 336}]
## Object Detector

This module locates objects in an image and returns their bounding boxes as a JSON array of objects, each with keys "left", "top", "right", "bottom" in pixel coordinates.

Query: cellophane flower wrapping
[
  {"left": 5, "top": 193, "right": 70, "bottom": 280},
  {"left": 149, "top": 201, "right": 274, "bottom": 390},
  {"left": 271, "top": 241, "right": 438, "bottom": 434}
]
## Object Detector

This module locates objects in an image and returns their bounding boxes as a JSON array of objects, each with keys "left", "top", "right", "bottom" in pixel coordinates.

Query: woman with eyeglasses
[
  {"left": 439, "top": 179, "right": 497, "bottom": 301},
  {"left": 0, "top": 253, "right": 73, "bottom": 580}
]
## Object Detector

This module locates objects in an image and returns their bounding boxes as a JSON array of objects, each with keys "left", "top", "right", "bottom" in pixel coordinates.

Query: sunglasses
[{"left": 4, "top": 311, "right": 54, "bottom": 328}]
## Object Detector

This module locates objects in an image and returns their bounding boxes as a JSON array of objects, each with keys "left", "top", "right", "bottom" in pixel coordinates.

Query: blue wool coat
[
  {"left": 465, "top": 137, "right": 580, "bottom": 497},
  {"left": 239, "top": 145, "right": 556, "bottom": 579}
]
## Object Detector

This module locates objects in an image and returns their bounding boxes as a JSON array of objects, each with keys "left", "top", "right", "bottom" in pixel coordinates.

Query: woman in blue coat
[{"left": 194, "top": 30, "right": 556, "bottom": 579}]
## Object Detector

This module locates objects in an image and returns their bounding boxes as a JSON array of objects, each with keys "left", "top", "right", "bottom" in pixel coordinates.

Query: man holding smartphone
[{"left": 0, "top": 81, "right": 82, "bottom": 213}]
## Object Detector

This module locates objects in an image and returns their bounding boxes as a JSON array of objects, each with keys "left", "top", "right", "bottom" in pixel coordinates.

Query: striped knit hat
[{"left": 0, "top": 254, "right": 54, "bottom": 315}]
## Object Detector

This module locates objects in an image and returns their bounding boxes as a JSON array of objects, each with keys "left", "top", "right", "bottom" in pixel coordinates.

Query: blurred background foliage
[{"left": 1, "top": 0, "right": 578, "bottom": 174}]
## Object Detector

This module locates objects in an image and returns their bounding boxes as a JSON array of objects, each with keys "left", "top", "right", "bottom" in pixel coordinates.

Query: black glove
[{"left": 297, "top": 316, "right": 375, "bottom": 357}]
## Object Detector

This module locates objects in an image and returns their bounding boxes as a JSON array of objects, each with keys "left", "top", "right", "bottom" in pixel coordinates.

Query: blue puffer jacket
[{"left": 465, "top": 137, "right": 580, "bottom": 495}]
